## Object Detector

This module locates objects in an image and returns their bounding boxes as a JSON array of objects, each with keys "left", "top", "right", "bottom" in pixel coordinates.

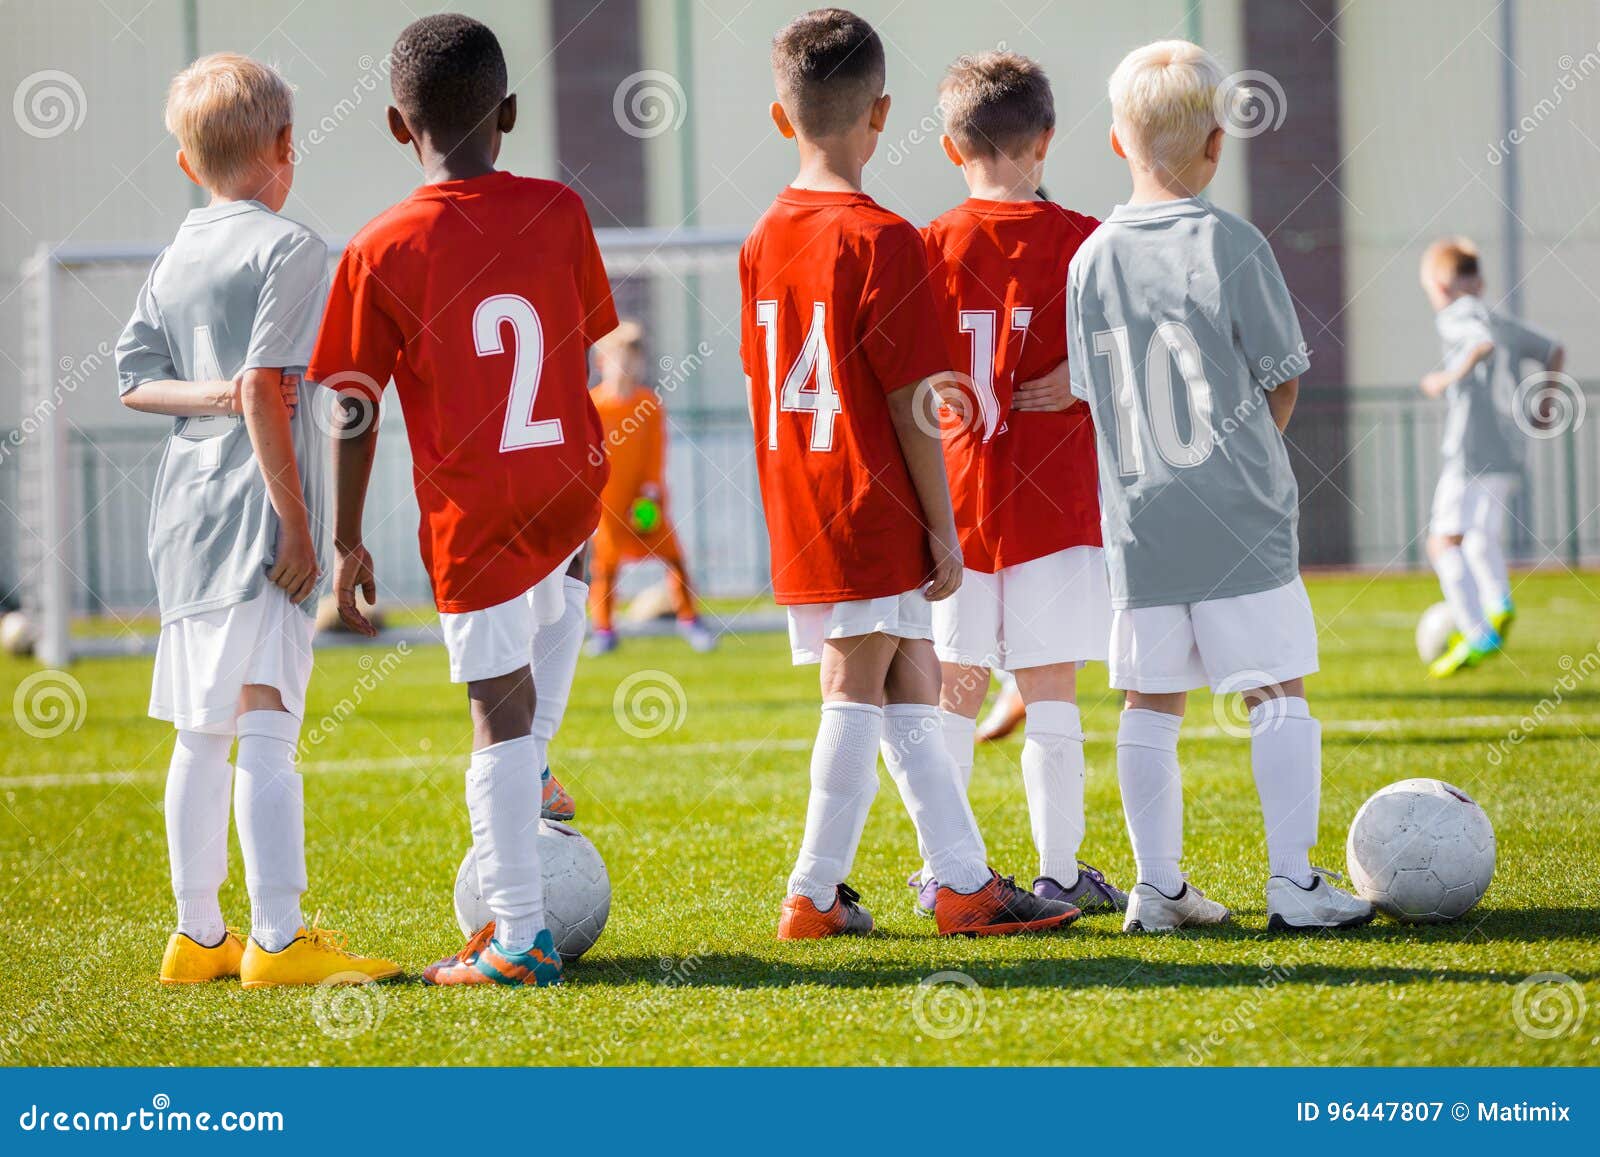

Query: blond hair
[
  {"left": 1420, "top": 236, "right": 1481, "bottom": 285},
  {"left": 165, "top": 53, "right": 292, "bottom": 189},
  {"left": 1108, "top": 39, "right": 1224, "bottom": 174}
]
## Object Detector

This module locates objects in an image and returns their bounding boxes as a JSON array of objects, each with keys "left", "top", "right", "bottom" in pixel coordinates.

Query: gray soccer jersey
[
  {"left": 1434, "top": 295, "right": 1559, "bottom": 479},
  {"left": 1434, "top": 295, "right": 1511, "bottom": 477},
  {"left": 115, "top": 201, "right": 330, "bottom": 624},
  {"left": 1067, "top": 198, "right": 1310, "bottom": 609}
]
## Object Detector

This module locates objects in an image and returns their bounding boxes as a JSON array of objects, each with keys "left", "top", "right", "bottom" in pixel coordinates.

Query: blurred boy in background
[{"left": 588, "top": 320, "right": 716, "bottom": 655}]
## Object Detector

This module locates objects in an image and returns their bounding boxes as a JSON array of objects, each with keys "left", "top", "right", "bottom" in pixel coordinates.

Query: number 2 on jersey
[
  {"left": 755, "top": 300, "right": 842, "bottom": 452},
  {"left": 475, "top": 293, "right": 563, "bottom": 452}
]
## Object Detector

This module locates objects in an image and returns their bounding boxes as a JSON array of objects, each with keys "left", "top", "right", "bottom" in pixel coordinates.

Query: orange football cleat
[{"left": 777, "top": 883, "right": 875, "bottom": 939}]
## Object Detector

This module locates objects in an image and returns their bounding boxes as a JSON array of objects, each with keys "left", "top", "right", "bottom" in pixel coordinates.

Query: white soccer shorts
[
  {"left": 150, "top": 584, "right": 315, "bottom": 733},
  {"left": 1108, "top": 576, "right": 1319, "bottom": 694},
  {"left": 1429, "top": 471, "right": 1516, "bottom": 539},
  {"left": 933, "top": 545, "right": 1110, "bottom": 671},
  {"left": 439, "top": 549, "right": 579, "bottom": 683},
  {"left": 786, "top": 588, "right": 933, "bottom": 666}
]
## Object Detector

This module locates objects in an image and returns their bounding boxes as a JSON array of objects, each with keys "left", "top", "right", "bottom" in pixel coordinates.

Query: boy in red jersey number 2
[{"left": 310, "top": 15, "right": 615, "bottom": 985}]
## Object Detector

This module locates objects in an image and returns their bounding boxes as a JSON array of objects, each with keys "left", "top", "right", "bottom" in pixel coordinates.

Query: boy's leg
[
  {"left": 778, "top": 624, "right": 890, "bottom": 938},
  {"left": 1117, "top": 692, "right": 1187, "bottom": 897},
  {"left": 881, "top": 637, "right": 989, "bottom": 894},
  {"left": 234, "top": 685, "right": 306, "bottom": 952},
  {"left": 1240, "top": 678, "right": 1317, "bottom": 887},
  {"left": 588, "top": 551, "right": 619, "bottom": 654},
  {"left": 1013, "top": 663, "right": 1087, "bottom": 885},
  {"left": 165, "top": 728, "right": 235, "bottom": 947},
  {"left": 1428, "top": 533, "right": 1487, "bottom": 639},
  {"left": 787, "top": 631, "right": 891, "bottom": 904},
  {"left": 1459, "top": 477, "right": 1514, "bottom": 625},
  {"left": 665, "top": 553, "right": 717, "bottom": 651},
  {"left": 931, "top": 660, "right": 986, "bottom": 887},
  {"left": 465, "top": 666, "right": 545, "bottom": 952},
  {"left": 531, "top": 552, "right": 587, "bottom": 819}
]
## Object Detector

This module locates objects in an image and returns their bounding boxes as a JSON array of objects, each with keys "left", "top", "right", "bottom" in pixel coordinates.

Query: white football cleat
[
  {"left": 1123, "top": 880, "right": 1230, "bottom": 932},
  {"left": 1265, "top": 871, "right": 1376, "bottom": 932}
]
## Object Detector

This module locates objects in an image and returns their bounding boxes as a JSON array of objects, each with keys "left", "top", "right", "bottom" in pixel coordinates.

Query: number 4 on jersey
[{"left": 755, "top": 300, "right": 842, "bottom": 452}]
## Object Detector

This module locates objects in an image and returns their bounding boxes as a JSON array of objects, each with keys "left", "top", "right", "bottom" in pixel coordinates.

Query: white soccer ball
[
  {"left": 454, "top": 820, "right": 611, "bottom": 961},
  {"left": 1415, "top": 601, "right": 1456, "bottom": 663},
  {"left": 0, "top": 611, "right": 36, "bottom": 657},
  {"left": 1346, "top": 778, "right": 1495, "bottom": 923}
]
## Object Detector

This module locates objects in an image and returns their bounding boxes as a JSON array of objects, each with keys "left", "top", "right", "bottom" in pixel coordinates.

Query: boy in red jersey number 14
[
  {"left": 741, "top": 9, "right": 1079, "bottom": 939},
  {"left": 310, "top": 15, "right": 615, "bottom": 986}
]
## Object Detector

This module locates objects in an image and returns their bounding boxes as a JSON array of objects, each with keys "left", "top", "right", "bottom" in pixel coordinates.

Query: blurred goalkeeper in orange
[{"left": 588, "top": 320, "right": 717, "bottom": 655}]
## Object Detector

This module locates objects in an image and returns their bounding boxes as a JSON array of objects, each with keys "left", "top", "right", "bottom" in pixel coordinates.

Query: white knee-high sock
[
  {"left": 531, "top": 577, "right": 587, "bottom": 753},
  {"left": 166, "top": 730, "right": 235, "bottom": 946},
  {"left": 1249, "top": 696, "right": 1320, "bottom": 887},
  {"left": 881, "top": 703, "right": 989, "bottom": 893},
  {"left": 1022, "top": 701, "right": 1086, "bottom": 885},
  {"left": 788, "top": 702, "right": 882, "bottom": 905},
  {"left": 467, "top": 734, "right": 546, "bottom": 952},
  {"left": 1433, "top": 545, "right": 1489, "bottom": 642},
  {"left": 921, "top": 711, "right": 978, "bottom": 881},
  {"left": 234, "top": 711, "right": 306, "bottom": 951},
  {"left": 1461, "top": 530, "right": 1510, "bottom": 615},
  {"left": 1117, "top": 708, "right": 1184, "bottom": 896}
]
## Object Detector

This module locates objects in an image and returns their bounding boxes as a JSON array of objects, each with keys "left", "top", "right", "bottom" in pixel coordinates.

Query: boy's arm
[
  {"left": 122, "top": 373, "right": 298, "bottom": 417},
  {"left": 239, "top": 367, "right": 318, "bottom": 604},
  {"left": 1421, "top": 340, "right": 1494, "bottom": 398},
  {"left": 1266, "top": 376, "right": 1299, "bottom": 431},
  {"left": 331, "top": 398, "right": 381, "bottom": 637},
  {"left": 887, "top": 382, "right": 962, "bottom": 601}
]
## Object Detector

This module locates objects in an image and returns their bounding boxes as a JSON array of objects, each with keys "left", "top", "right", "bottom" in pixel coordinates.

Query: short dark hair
[
  {"left": 940, "top": 51, "right": 1054, "bottom": 159},
  {"left": 390, "top": 14, "right": 508, "bottom": 139},
  {"left": 771, "top": 8, "right": 885, "bottom": 137}
]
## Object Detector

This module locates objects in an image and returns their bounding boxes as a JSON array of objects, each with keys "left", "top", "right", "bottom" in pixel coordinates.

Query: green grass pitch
[{"left": 2, "top": 570, "right": 1597, "bottom": 1066}]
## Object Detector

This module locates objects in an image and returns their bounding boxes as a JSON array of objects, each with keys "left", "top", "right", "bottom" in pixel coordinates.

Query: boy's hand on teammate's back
[
  {"left": 333, "top": 544, "right": 379, "bottom": 637},
  {"left": 924, "top": 523, "right": 963, "bottom": 602},
  {"left": 269, "top": 520, "right": 320, "bottom": 604},
  {"left": 229, "top": 370, "right": 300, "bottom": 416},
  {"left": 1011, "top": 359, "right": 1077, "bottom": 412}
]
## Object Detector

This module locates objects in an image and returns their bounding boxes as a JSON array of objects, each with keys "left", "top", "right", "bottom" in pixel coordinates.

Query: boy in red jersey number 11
[
  {"left": 741, "top": 8, "right": 1079, "bottom": 939},
  {"left": 310, "top": 15, "right": 616, "bottom": 985}
]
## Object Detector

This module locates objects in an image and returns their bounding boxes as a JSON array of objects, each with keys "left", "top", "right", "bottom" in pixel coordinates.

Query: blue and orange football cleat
[
  {"left": 422, "top": 923, "right": 564, "bottom": 987},
  {"left": 935, "top": 870, "right": 1081, "bottom": 936},
  {"left": 159, "top": 930, "right": 244, "bottom": 984},
  {"left": 541, "top": 767, "right": 575, "bottom": 821},
  {"left": 777, "top": 883, "right": 875, "bottom": 939}
]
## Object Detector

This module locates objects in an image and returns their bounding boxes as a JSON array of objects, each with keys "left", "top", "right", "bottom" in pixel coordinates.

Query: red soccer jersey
[
  {"left": 922, "top": 198, "right": 1102, "bottom": 573},
  {"left": 309, "top": 172, "right": 615, "bottom": 614},
  {"left": 740, "top": 189, "right": 948, "bottom": 605}
]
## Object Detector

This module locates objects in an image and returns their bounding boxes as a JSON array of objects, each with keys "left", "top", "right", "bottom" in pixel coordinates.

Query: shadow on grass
[{"left": 569, "top": 950, "right": 1596, "bottom": 991}]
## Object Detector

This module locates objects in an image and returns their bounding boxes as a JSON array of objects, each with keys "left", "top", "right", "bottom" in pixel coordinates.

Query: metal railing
[{"left": 1, "top": 383, "right": 1595, "bottom": 619}]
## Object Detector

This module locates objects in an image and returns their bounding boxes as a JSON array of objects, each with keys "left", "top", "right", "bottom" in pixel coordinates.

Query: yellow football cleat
[
  {"left": 240, "top": 925, "right": 402, "bottom": 989},
  {"left": 159, "top": 930, "right": 245, "bottom": 985}
]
